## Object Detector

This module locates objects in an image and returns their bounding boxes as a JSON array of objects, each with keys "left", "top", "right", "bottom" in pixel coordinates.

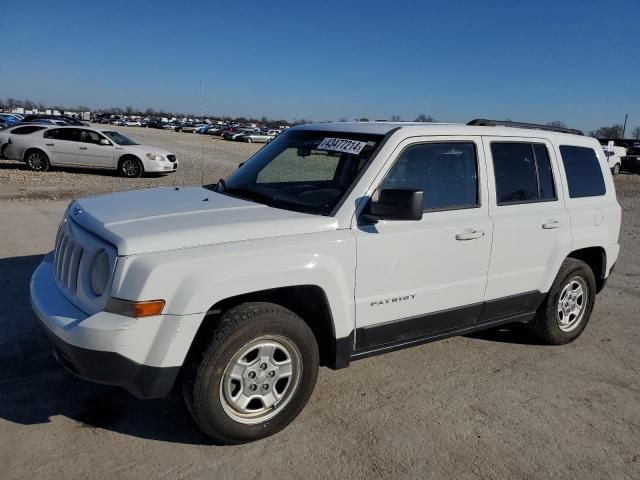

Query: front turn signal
[{"left": 106, "top": 298, "right": 165, "bottom": 318}]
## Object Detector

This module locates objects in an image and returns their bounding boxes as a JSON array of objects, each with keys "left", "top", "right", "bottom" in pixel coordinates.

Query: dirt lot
[{"left": 0, "top": 130, "right": 639, "bottom": 479}]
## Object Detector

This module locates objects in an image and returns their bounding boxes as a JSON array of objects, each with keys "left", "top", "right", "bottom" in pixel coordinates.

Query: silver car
[{"left": 238, "top": 131, "right": 276, "bottom": 143}]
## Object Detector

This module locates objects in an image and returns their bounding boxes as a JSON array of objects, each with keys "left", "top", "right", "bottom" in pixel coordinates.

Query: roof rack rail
[{"left": 467, "top": 118, "right": 584, "bottom": 136}]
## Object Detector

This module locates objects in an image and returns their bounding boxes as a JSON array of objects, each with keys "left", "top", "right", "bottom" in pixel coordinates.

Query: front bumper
[
  {"left": 144, "top": 160, "right": 178, "bottom": 173},
  {"left": 30, "top": 253, "right": 199, "bottom": 399}
]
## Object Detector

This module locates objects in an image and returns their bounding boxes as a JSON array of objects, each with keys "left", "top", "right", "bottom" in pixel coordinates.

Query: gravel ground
[
  {"left": 0, "top": 157, "right": 639, "bottom": 479},
  {"left": 0, "top": 125, "right": 261, "bottom": 200}
]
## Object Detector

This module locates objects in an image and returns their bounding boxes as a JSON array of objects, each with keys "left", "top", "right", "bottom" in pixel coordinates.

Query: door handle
[
  {"left": 79, "top": 146, "right": 88, "bottom": 150},
  {"left": 45, "top": 143, "right": 54, "bottom": 146},
  {"left": 542, "top": 220, "right": 563, "bottom": 229},
  {"left": 455, "top": 229, "right": 485, "bottom": 241}
]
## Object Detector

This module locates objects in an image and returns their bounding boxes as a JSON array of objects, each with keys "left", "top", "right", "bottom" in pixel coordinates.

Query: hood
[
  {"left": 119, "top": 143, "right": 175, "bottom": 157},
  {"left": 71, "top": 186, "right": 338, "bottom": 255}
]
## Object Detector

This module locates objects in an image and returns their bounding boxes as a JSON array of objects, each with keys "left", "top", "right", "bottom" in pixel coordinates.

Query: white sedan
[{"left": 4, "top": 126, "right": 178, "bottom": 177}]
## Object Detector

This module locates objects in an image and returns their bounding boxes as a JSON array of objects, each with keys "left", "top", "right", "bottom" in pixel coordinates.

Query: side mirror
[
  {"left": 362, "top": 188, "right": 423, "bottom": 223},
  {"left": 100, "top": 138, "right": 111, "bottom": 146}
]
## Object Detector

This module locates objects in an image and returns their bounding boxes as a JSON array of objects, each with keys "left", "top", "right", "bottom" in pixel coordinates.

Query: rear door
[
  {"left": 482, "top": 137, "right": 572, "bottom": 316},
  {"left": 43, "top": 128, "right": 82, "bottom": 165},
  {"left": 78, "top": 129, "right": 115, "bottom": 168}
]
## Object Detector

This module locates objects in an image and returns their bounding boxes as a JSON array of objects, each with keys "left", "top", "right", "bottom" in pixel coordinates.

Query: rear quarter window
[{"left": 559, "top": 145, "right": 606, "bottom": 198}]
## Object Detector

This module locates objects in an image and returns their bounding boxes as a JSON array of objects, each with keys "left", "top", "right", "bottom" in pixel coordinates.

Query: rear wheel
[
  {"left": 118, "top": 156, "right": 143, "bottom": 178},
  {"left": 529, "top": 258, "right": 596, "bottom": 344},
  {"left": 25, "top": 149, "right": 50, "bottom": 172},
  {"left": 183, "top": 302, "right": 319, "bottom": 444}
]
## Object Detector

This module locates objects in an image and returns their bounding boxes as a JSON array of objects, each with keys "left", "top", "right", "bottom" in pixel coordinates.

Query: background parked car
[
  {"left": 602, "top": 144, "right": 626, "bottom": 175},
  {"left": 3, "top": 126, "right": 178, "bottom": 177},
  {"left": 181, "top": 123, "right": 197, "bottom": 133},
  {"left": 205, "top": 126, "right": 223, "bottom": 135},
  {"left": 22, "top": 115, "right": 87, "bottom": 126},
  {"left": 224, "top": 128, "right": 257, "bottom": 140},
  {"left": 145, "top": 120, "right": 166, "bottom": 129},
  {"left": 0, "top": 113, "right": 22, "bottom": 127},
  {"left": 622, "top": 147, "right": 640, "bottom": 173},
  {"left": 238, "top": 130, "right": 275, "bottom": 143},
  {"left": 125, "top": 119, "right": 142, "bottom": 127}
]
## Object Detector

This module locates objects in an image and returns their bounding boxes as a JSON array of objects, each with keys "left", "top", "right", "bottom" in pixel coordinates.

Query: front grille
[
  {"left": 54, "top": 223, "right": 84, "bottom": 294},
  {"left": 167, "top": 155, "right": 176, "bottom": 162}
]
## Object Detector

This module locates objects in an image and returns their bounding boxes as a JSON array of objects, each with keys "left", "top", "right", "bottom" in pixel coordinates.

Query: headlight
[
  {"left": 90, "top": 250, "right": 110, "bottom": 296},
  {"left": 146, "top": 153, "right": 164, "bottom": 161}
]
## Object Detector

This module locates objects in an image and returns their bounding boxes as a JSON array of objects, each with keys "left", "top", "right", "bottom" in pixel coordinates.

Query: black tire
[
  {"left": 118, "top": 156, "right": 143, "bottom": 178},
  {"left": 0, "top": 143, "right": 6, "bottom": 158},
  {"left": 25, "top": 149, "right": 51, "bottom": 172},
  {"left": 246, "top": 137, "right": 253, "bottom": 143},
  {"left": 183, "top": 302, "right": 319, "bottom": 444},
  {"left": 612, "top": 163, "right": 620, "bottom": 175},
  {"left": 529, "top": 258, "right": 596, "bottom": 345}
]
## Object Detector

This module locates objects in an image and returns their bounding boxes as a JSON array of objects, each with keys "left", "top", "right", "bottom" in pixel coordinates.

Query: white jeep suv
[
  {"left": 30, "top": 120, "right": 621, "bottom": 444},
  {"left": 4, "top": 126, "right": 178, "bottom": 177}
]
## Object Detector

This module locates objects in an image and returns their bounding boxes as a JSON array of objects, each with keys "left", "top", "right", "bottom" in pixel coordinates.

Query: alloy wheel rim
[
  {"left": 556, "top": 276, "right": 588, "bottom": 332},
  {"left": 219, "top": 335, "right": 301, "bottom": 424},
  {"left": 122, "top": 159, "right": 140, "bottom": 177},
  {"left": 29, "top": 152, "right": 44, "bottom": 170}
]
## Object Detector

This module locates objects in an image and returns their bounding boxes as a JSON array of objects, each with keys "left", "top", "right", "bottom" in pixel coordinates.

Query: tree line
[{"left": 1, "top": 98, "right": 638, "bottom": 138}]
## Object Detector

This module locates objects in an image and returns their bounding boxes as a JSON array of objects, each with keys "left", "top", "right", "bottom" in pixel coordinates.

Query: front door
[
  {"left": 353, "top": 137, "right": 493, "bottom": 351},
  {"left": 78, "top": 129, "right": 115, "bottom": 168}
]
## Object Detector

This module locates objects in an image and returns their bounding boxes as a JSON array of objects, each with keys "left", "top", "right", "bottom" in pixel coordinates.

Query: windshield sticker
[{"left": 317, "top": 138, "right": 368, "bottom": 155}]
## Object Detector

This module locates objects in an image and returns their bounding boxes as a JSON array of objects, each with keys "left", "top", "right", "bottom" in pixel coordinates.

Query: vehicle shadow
[
  {"left": 0, "top": 254, "right": 213, "bottom": 445},
  {"left": 0, "top": 161, "right": 169, "bottom": 179},
  {"left": 465, "top": 323, "right": 545, "bottom": 345}
]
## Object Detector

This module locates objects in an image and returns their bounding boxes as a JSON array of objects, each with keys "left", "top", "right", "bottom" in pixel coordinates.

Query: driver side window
[
  {"left": 380, "top": 142, "right": 479, "bottom": 211},
  {"left": 80, "top": 130, "right": 104, "bottom": 144}
]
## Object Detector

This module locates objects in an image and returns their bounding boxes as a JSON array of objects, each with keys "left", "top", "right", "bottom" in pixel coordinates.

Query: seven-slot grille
[{"left": 54, "top": 220, "right": 84, "bottom": 294}]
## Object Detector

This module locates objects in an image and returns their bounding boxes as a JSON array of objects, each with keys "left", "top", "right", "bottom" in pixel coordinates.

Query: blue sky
[{"left": 1, "top": 0, "right": 639, "bottom": 131}]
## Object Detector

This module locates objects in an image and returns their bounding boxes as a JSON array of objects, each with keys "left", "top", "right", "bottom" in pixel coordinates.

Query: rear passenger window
[
  {"left": 559, "top": 146, "right": 606, "bottom": 198},
  {"left": 491, "top": 142, "right": 557, "bottom": 205},
  {"left": 11, "top": 126, "right": 46, "bottom": 135},
  {"left": 381, "top": 142, "right": 478, "bottom": 210}
]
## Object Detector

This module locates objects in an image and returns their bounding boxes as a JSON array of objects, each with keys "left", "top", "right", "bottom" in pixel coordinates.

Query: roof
[{"left": 294, "top": 121, "right": 589, "bottom": 141}]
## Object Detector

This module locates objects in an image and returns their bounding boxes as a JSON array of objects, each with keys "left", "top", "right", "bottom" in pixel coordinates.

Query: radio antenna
[{"left": 200, "top": 79, "right": 206, "bottom": 185}]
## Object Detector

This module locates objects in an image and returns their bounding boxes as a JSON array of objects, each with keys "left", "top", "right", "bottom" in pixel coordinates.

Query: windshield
[
  {"left": 102, "top": 131, "right": 139, "bottom": 145},
  {"left": 219, "top": 129, "right": 384, "bottom": 215}
]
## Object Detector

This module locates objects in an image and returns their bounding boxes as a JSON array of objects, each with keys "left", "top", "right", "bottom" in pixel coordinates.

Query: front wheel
[
  {"left": 612, "top": 163, "right": 620, "bottom": 175},
  {"left": 183, "top": 302, "right": 319, "bottom": 444},
  {"left": 118, "top": 156, "right": 143, "bottom": 178},
  {"left": 529, "top": 258, "right": 596, "bottom": 344}
]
